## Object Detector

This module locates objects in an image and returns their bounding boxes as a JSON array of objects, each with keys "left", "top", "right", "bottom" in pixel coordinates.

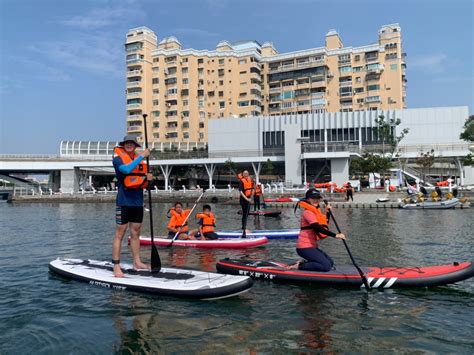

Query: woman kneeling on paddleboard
[{"left": 289, "top": 188, "right": 346, "bottom": 271}]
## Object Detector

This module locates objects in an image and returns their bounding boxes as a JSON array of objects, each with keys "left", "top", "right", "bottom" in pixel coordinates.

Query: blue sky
[{"left": 0, "top": 0, "right": 473, "bottom": 154}]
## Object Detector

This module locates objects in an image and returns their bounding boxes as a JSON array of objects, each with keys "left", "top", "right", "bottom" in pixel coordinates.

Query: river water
[{"left": 0, "top": 202, "right": 473, "bottom": 353}]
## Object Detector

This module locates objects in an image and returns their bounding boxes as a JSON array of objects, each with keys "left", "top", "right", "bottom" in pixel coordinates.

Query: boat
[
  {"left": 135, "top": 236, "right": 268, "bottom": 248},
  {"left": 263, "top": 197, "right": 300, "bottom": 203},
  {"left": 217, "top": 229, "right": 299, "bottom": 239},
  {"left": 237, "top": 210, "right": 282, "bottom": 217},
  {"left": 398, "top": 198, "right": 459, "bottom": 209},
  {"left": 216, "top": 258, "right": 474, "bottom": 289},
  {"left": 376, "top": 198, "right": 390, "bottom": 203},
  {"left": 49, "top": 258, "right": 253, "bottom": 300}
]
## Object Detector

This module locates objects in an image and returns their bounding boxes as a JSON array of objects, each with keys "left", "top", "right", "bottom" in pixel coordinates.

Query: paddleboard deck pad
[
  {"left": 49, "top": 258, "right": 253, "bottom": 299},
  {"left": 238, "top": 210, "right": 282, "bottom": 217},
  {"left": 216, "top": 258, "right": 474, "bottom": 289},
  {"left": 217, "top": 229, "right": 299, "bottom": 239},
  {"left": 136, "top": 236, "right": 268, "bottom": 248}
]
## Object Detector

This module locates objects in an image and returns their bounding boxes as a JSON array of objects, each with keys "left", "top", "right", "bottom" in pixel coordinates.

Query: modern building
[{"left": 125, "top": 24, "right": 406, "bottom": 145}]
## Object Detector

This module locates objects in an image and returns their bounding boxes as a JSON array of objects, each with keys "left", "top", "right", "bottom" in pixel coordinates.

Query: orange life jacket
[
  {"left": 114, "top": 146, "right": 148, "bottom": 189},
  {"left": 168, "top": 210, "right": 189, "bottom": 232},
  {"left": 196, "top": 212, "right": 216, "bottom": 234},
  {"left": 297, "top": 200, "right": 329, "bottom": 240},
  {"left": 255, "top": 184, "right": 263, "bottom": 196},
  {"left": 238, "top": 174, "right": 254, "bottom": 197}
]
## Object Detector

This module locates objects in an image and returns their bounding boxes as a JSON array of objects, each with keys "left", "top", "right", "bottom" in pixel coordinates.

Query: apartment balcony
[
  {"left": 311, "top": 93, "right": 325, "bottom": 100},
  {"left": 126, "top": 103, "right": 141, "bottom": 109},
  {"left": 366, "top": 96, "right": 381, "bottom": 103},
  {"left": 127, "top": 114, "right": 142, "bottom": 122},
  {"left": 252, "top": 106, "right": 262, "bottom": 113},
  {"left": 339, "top": 81, "right": 353, "bottom": 88},
  {"left": 295, "top": 90, "right": 310, "bottom": 97},
  {"left": 269, "top": 87, "right": 281, "bottom": 93},
  {"left": 338, "top": 60, "right": 351, "bottom": 67},
  {"left": 127, "top": 92, "right": 141, "bottom": 98},
  {"left": 270, "top": 96, "right": 281, "bottom": 103},
  {"left": 339, "top": 92, "right": 353, "bottom": 98},
  {"left": 311, "top": 80, "right": 327, "bottom": 88},
  {"left": 127, "top": 70, "right": 142, "bottom": 77},
  {"left": 165, "top": 60, "right": 177, "bottom": 66},
  {"left": 340, "top": 102, "right": 353, "bottom": 108},
  {"left": 127, "top": 126, "right": 142, "bottom": 133},
  {"left": 269, "top": 107, "right": 281, "bottom": 113},
  {"left": 366, "top": 64, "right": 384, "bottom": 74},
  {"left": 127, "top": 81, "right": 142, "bottom": 88},
  {"left": 269, "top": 58, "right": 326, "bottom": 73}
]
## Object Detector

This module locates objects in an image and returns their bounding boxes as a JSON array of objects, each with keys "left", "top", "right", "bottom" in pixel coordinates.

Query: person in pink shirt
[{"left": 288, "top": 188, "right": 346, "bottom": 271}]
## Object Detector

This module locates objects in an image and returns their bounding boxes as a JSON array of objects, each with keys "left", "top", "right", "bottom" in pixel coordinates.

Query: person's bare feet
[
  {"left": 133, "top": 261, "right": 149, "bottom": 270},
  {"left": 285, "top": 260, "right": 302, "bottom": 270},
  {"left": 113, "top": 264, "right": 125, "bottom": 278}
]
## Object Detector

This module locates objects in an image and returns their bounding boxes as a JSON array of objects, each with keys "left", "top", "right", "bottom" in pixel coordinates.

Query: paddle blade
[{"left": 150, "top": 245, "right": 161, "bottom": 272}]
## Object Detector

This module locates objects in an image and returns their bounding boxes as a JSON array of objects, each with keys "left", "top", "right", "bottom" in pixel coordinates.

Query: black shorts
[{"left": 115, "top": 206, "right": 144, "bottom": 225}]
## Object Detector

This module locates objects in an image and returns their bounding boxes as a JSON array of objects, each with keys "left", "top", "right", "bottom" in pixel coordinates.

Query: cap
[
  {"left": 305, "top": 188, "right": 322, "bottom": 200},
  {"left": 119, "top": 135, "right": 141, "bottom": 147}
]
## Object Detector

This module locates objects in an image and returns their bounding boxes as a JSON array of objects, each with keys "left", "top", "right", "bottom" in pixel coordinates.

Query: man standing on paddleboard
[{"left": 112, "top": 135, "right": 154, "bottom": 277}]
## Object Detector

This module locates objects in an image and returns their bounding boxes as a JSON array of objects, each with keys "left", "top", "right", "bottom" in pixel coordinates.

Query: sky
[{"left": 0, "top": 0, "right": 473, "bottom": 154}]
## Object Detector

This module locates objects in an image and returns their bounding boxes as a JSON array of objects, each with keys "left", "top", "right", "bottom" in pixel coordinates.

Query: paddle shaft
[
  {"left": 325, "top": 206, "right": 371, "bottom": 290},
  {"left": 169, "top": 192, "right": 205, "bottom": 246},
  {"left": 142, "top": 114, "right": 161, "bottom": 272}
]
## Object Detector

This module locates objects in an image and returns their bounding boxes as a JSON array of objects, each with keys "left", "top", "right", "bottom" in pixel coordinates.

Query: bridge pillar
[
  {"left": 251, "top": 162, "right": 261, "bottom": 184},
  {"left": 204, "top": 163, "right": 216, "bottom": 190},
  {"left": 60, "top": 168, "right": 80, "bottom": 193},
  {"left": 159, "top": 165, "right": 172, "bottom": 191},
  {"left": 48, "top": 171, "right": 61, "bottom": 192},
  {"left": 330, "top": 158, "right": 349, "bottom": 186},
  {"left": 284, "top": 123, "right": 302, "bottom": 186}
]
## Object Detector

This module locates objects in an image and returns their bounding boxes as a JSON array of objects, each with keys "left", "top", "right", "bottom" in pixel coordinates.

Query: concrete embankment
[{"left": 11, "top": 190, "right": 472, "bottom": 208}]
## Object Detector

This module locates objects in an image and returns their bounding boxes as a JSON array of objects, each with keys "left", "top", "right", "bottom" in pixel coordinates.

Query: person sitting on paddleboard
[
  {"left": 167, "top": 202, "right": 198, "bottom": 240},
  {"left": 195, "top": 204, "right": 219, "bottom": 240},
  {"left": 112, "top": 135, "right": 155, "bottom": 278},
  {"left": 288, "top": 188, "right": 346, "bottom": 271}
]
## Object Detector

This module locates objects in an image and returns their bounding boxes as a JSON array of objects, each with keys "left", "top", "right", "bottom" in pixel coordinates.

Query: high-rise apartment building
[{"left": 125, "top": 24, "right": 406, "bottom": 144}]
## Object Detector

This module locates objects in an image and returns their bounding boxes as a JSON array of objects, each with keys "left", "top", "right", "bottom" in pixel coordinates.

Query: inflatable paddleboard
[
  {"left": 216, "top": 258, "right": 474, "bottom": 289},
  {"left": 49, "top": 258, "right": 253, "bottom": 300},
  {"left": 237, "top": 210, "right": 282, "bottom": 217},
  {"left": 136, "top": 236, "right": 268, "bottom": 248},
  {"left": 217, "top": 229, "right": 299, "bottom": 239}
]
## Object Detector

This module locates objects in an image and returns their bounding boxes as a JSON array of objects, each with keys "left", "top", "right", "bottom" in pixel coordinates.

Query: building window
[
  {"left": 367, "top": 84, "right": 380, "bottom": 91},
  {"left": 282, "top": 91, "right": 294, "bottom": 99},
  {"left": 218, "top": 91, "right": 224, "bottom": 97},
  {"left": 183, "top": 122, "right": 189, "bottom": 128},
  {"left": 153, "top": 122, "right": 160, "bottom": 128},
  {"left": 153, "top": 100, "right": 159, "bottom": 106},
  {"left": 353, "top": 66, "right": 363, "bottom": 72},
  {"left": 182, "top": 67, "right": 188, "bottom": 74},
  {"left": 355, "top": 55, "right": 360, "bottom": 61},
  {"left": 198, "top": 58, "right": 204, "bottom": 64},
  {"left": 237, "top": 100, "right": 249, "bottom": 107},
  {"left": 182, "top": 100, "right": 188, "bottom": 106},
  {"left": 219, "top": 101, "right": 225, "bottom": 109},
  {"left": 354, "top": 87, "right": 364, "bottom": 93},
  {"left": 219, "top": 58, "right": 224, "bottom": 65},
  {"left": 240, "top": 71, "right": 247, "bottom": 75},
  {"left": 390, "top": 64, "right": 398, "bottom": 71},
  {"left": 167, "top": 88, "right": 178, "bottom": 95},
  {"left": 239, "top": 59, "right": 247, "bottom": 64},
  {"left": 199, "top": 133, "right": 204, "bottom": 139},
  {"left": 357, "top": 98, "right": 364, "bottom": 103},
  {"left": 199, "top": 122, "right": 205, "bottom": 128},
  {"left": 339, "top": 66, "right": 352, "bottom": 74},
  {"left": 218, "top": 69, "right": 224, "bottom": 77},
  {"left": 198, "top": 100, "right": 204, "bottom": 108},
  {"left": 182, "top": 57, "right": 188, "bottom": 63},
  {"left": 152, "top": 111, "right": 160, "bottom": 117},
  {"left": 282, "top": 102, "right": 293, "bottom": 108},
  {"left": 152, "top": 78, "right": 159, "bottom": 84},
  {"left": 153, "top": 133, "right": 159, "bottom": 138},
  {"left": 182, "top": 78, "right": 189, "bottom": 84},
  {"left": 355, "top": 77, "right": 362, "bottom": 83}
]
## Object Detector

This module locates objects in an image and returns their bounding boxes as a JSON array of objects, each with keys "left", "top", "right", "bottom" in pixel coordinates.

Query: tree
[
  {"left": 460, "top": 115, "right": 474, "bottom": 142},
  {"left": 350, "top": 153, "right": 393, "bottom": 186},
  {"left": 416, "top": 149, "right": 435, "bottom": 183},
  {"left": 374, "top": 115, "right": 410, "bottom": 157},
  {"left": 460, "top": 115, "right": 474, "bottom": 166},
  {"left": 261, "top": 159, "right": 274, "bottom": 175},
  {"left": 223, "top": 159, "right": 237, "bottom": 184}
]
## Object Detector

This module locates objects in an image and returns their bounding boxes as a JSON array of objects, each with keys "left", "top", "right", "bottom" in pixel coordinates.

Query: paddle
[
  {"left": 168, "top": 191, "right": 205, "bottom": 247},
  {"left": 324, "top": 201, "right": 371, "bottom": 290},
  {"left": 142, "top": 114, "right": 161, "bottom": 272}
]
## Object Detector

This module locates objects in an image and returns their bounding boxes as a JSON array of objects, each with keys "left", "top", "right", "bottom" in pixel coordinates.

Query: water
[{"left": 1, "top": 202, "right": 473, "bottom": 353}]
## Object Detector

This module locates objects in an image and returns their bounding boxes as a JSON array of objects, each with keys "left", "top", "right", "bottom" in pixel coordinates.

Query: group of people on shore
[{"left": 111, "top": 135, "right": 346, "bottom": 277}]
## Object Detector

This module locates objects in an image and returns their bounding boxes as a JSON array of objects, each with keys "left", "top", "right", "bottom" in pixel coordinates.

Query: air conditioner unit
[{"left": 166, "top": 103, "right": 171, "bottom": 107}]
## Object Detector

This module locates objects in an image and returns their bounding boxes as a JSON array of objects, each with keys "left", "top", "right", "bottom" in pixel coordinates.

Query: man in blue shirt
[{"left": 112, "top": 135, "right": 154, "bottom": 277}]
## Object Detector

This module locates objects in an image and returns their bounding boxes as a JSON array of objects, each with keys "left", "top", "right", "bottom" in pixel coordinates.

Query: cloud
[
  {"left": 60, "top": 4, "right": 145, "bottom": 29},
  {"left": 409, "top": 53, "right": 448, "bottom": 74},
  {"left": 28, "top": 31, "right": 124, "bottom": 77}
]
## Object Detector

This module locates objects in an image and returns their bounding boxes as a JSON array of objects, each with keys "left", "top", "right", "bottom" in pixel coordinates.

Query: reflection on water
[{"left": 0, "top": 203, "right": 473, "bottom": 353}]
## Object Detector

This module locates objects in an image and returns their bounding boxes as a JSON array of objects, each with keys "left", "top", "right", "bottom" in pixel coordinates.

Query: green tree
[
  {"left": 350, "top": 153, "right": 392, "bottom": 186},
  {"left": 460, "top": 115, "right": 474, "bottom": 142},
  {"left": 460, "top": 115, "right": 474, "bottom": 166},
  {"left": 374, "top": 114, "right": 410, "bottom": 156},
  {"left": 261, "top": 159, "right": 274, "bottom": 175}
]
